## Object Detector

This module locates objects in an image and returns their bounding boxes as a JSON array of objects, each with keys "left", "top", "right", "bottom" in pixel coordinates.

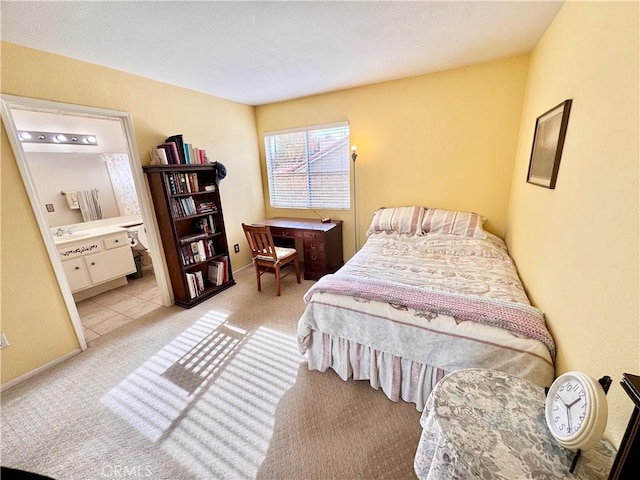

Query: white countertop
[{"left": 51, "top": 215, "right": 142, "bottom": 246}]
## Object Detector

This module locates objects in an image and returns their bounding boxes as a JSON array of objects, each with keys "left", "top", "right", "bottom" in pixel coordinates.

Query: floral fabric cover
[{"left": 414, "top": 369, "right": 616, "bottom": 480}]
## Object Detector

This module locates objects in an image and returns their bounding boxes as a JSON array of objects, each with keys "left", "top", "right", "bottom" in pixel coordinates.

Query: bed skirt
[{"left": 304, "top": 330, "right": 448, "bottom": 411}]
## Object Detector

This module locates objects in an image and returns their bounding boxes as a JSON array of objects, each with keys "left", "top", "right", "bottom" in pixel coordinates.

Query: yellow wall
[
  {"left": 505, "top": 1, "right": 639, "bottom": 446},
  {"left": 256, "top": 55, "right": 530, "bottom": 258},
  {"left": 0, "top": 42, "right": 264, "bottom": 385},
  {"left": 1, "top": 125, "right": 81, "bottom": 377}
]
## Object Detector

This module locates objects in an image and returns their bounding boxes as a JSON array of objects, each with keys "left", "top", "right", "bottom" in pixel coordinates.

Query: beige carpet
[{"left": 1, "top": 268, "right": 422, "bottom": 479}]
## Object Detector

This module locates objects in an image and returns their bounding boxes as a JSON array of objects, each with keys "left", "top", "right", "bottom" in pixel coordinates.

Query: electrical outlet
[
  {"left": 0, "top": 333, "right": 9, "bottom": 349},
  {"left": 233, "top": 243, "right": 240, "bottom": 253}
]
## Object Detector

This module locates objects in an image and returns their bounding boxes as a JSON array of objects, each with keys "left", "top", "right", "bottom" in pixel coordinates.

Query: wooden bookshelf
[{"left": 143, "top": 164, "right": 234, "bottom": 308}]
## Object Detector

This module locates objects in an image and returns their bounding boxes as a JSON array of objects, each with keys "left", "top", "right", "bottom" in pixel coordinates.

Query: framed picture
[{"left": 526, "top": 99, "right": 572, "bottom": 189}]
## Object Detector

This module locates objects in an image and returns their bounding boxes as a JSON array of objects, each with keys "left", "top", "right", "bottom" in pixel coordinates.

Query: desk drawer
[
  {"left": 303, "top": 239, "right": 326, "bottom": 253},
  {"left": 303, "top": 230, "right": 324, "bottom": 240},
  {"left": 269, "top": 227, "right": 302, "bottom": 239},
  {"left": 304, "top": 261, "right": 327, "bottom": 279},
  {"left": 304, "top": 249, "right": 325, "bottom": 264}
]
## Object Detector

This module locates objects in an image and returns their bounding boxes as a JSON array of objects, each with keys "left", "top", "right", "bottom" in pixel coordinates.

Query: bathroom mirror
[{"left": 10, "top": 108, "right": 141, "bottom": 228}]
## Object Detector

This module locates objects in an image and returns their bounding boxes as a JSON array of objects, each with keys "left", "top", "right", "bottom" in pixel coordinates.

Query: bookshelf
[{"left": 143, "top": 164, "right": 235, "bottom": 308}]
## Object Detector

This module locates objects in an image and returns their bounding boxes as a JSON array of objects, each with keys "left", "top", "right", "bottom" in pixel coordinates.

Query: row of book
[
  {"left": 185, "top": 255, "right": 230, "bottom": 299},
  {"left": 150, "top": 134, "right": 211, "bottom": 165},
  {"left": 167, "top": 172, "right": 203, "bottom": 195},
  {"left": 207, "top": 256, "right": 230, "bottom": 286},
  {"left": 180, "top": 237, "right": 216, "bottom": 266},
  {"left": 186, "top": 271, "right": 205, "bottom": 299},
  {"left": 171, "top": 197, "right": 218, "bottom": 218},
  {"left": 193, "top": 215, "right": 217, "bottom": 235}
]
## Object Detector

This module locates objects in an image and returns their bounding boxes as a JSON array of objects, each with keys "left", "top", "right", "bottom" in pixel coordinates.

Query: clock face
[
  {"left": 547, "top": 374, "right": 588, "bottom": 438},
  {"left": 544, "top": 371, "right": 608, "bottom": 451}
]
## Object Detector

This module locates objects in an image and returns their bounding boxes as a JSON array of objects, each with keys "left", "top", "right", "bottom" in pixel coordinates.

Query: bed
[{"left": 296, "top": 206, "right": 555, "bottom": 411}]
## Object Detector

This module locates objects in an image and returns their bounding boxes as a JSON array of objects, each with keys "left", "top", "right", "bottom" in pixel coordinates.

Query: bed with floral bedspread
[{"left": 296, "top": 206, "right": 555, "bottom": 411}]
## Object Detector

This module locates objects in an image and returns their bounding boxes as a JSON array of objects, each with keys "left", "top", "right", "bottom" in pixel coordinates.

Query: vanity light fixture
[{"left": 17, "top": 131, "right": 98, "bottom": 146}]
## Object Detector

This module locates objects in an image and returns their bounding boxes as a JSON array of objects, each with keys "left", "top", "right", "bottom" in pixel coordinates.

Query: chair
[{"left": 242, "top": 223, "right": 301, "bottom": 296}]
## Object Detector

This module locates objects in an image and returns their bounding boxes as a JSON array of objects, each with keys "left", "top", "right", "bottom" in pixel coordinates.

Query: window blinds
[{"left": 264, "top": 122, "right": 350, "bottom": 210}]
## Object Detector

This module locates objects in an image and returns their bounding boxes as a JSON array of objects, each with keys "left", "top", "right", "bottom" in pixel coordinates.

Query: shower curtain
[{"left": 104, "top": 153, "right": 141, "bottom": 216}]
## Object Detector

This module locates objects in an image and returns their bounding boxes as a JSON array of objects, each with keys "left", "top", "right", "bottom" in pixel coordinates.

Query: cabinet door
[
  {"left": 85, "top": 247, "right": 136, "bottom": 285},
  {"left": 61, "top": 258, "right": 91, "bottom": 292}
]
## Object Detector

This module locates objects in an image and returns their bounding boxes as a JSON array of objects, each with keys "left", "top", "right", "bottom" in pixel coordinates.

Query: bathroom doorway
[{"left": 1, "top": 95, "right": 172, "bottom": 348}]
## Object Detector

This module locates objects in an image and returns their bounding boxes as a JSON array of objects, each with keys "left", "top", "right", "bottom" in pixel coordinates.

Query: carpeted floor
[{"left": 1, "top": 267, "right": 422, "bottom": 479}]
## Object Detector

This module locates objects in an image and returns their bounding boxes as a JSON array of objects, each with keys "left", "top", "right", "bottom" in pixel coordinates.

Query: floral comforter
[{"left": 297, "top": 232, "right": 555, "bottom": 388}]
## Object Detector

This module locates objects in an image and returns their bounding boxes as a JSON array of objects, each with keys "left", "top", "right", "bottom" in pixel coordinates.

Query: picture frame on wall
[{"left": 526, "top": 99, "right": 572, "bottom": 189}]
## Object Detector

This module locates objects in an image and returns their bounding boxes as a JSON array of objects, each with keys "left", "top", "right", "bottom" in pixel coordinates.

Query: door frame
[{"left": 1, "top": 94, "right": 173, "bottom": 350}]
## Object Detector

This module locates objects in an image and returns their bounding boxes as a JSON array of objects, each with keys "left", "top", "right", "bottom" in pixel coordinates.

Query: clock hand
[
  {"left": 557, "top": 393, "right": 570, "bottom": 407},
  {"left": 567, "top": 397, "right": 581, "bottom": 408},
  {"left": 566, "top": 406, "right": 573, "bottom": 434}
]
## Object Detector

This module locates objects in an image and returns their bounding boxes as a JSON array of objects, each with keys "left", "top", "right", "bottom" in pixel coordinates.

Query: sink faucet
[
  {"left": 67, "top": 227, "right": 76, "bottom": 235},
  {"left": 55, "top": 227, "right": 65, "bottom": 237}
]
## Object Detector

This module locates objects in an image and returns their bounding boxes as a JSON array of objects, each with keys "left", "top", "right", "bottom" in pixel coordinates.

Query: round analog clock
[{"left": 544, "top": 371, "right": 608, "bottom": 451}]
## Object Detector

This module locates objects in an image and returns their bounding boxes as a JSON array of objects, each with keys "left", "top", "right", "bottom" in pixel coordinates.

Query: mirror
[{"left": 9, "top": 108, "right": 141, "bottom": 228}]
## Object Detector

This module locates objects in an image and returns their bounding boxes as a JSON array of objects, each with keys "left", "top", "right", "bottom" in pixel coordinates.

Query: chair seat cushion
[{"left": 256, "top": 246, "right": 297, "bottom": 261}]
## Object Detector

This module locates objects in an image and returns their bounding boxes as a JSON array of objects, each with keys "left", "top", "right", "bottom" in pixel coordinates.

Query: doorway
[{"left": 1, "top": 95, "right": 172, "bottom": 349}]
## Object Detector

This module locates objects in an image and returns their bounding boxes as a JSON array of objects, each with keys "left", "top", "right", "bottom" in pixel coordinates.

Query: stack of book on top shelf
[
  {"left": 207, "top": 256, "right": 229, "bottom": 287},
  {"left": 185, "top": 271, "right": 205, "bottom": 299},
  {"left": 150, "top": 134, "right": 211, "bottom": 165}
]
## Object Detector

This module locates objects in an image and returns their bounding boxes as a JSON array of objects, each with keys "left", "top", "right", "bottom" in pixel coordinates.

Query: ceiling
[{"left": 1, "top": 1, "right": 564, "bottom": 106}]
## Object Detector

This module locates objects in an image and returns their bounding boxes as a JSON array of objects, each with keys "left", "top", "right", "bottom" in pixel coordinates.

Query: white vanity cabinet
[
  {"left": 61, "top": 257, "right": 91, "bottom": 292},
  {"left": 57, "top": 230, "right": 136, "bottom": 294}
]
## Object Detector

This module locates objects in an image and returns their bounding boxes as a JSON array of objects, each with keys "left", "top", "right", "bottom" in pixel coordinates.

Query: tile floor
[{"left": 76, "top": 267, "right": 163, "bottom": 343}]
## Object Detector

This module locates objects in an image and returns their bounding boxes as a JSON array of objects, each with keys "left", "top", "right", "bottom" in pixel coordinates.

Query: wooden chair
[{"left": 242, "top": 223, "right": 301, "bottom": 296}]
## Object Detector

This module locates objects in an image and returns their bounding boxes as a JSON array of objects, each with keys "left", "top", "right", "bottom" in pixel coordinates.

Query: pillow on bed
[
  {"left": 365, "top": 206, "right": 425, "bottom": 237},
  {"left": 421, "top": 208, "right": 487, "bottom": 238}
]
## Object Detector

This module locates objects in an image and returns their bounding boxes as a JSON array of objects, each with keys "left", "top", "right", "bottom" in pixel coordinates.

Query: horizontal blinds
[{"left": 264, "top": 123, "right": 350, "bottom": 210}]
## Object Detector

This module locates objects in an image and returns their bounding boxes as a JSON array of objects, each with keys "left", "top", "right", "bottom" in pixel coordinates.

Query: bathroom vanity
[{"left": 54, "top": 224, "right": 136, "bottom": 301}]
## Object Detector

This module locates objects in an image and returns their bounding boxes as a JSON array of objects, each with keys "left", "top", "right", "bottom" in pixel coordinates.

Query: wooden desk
[{"left": 255, "top": 217, "right": 343, "bottom": 280}]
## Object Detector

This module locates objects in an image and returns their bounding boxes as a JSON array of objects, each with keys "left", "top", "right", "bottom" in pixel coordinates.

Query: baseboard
[
  {"left": 233, "top": 263, "right": 253, "bottom": 273},
  {"left": 1, "top": 348, "right": 82, "bottom": 392}
]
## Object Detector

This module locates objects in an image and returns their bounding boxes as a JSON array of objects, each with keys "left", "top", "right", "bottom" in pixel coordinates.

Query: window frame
[{"left": 263, "top": 121, "right": 351, "bottom": 210}]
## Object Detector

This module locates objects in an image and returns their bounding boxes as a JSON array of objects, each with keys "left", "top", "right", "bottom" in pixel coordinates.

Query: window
[{"left": 264, "top": 122, "right": 350, "bottom": 209}]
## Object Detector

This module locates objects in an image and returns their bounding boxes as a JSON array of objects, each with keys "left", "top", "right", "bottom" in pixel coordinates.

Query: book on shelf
[
  {"left": 207, "top": 256, "right": 229, "bottom": 286},
  {"left": 185, "top": 271, "right": 205, "bottom": 299},
  {"left": 185, "top": 272, "right": 197, "bottom": 299},
  {"left": 157, "top": 142, "right": 181, "bottom": 164},
  {"left": 172, "top": 196, "right": 212, "bottom": 218},
  {"left": 179, "top": 237, "right": 215, "bottom": 266},
  {"left": 193, "top": 216, "right": 217, "bottom": 234},
  {"left": 166, "top": 173, "right": 201, "bottom": 195},
  {"left": 196, "top": 201, "right": 216, "bottom": 214},
  {"left": 149, "top": 147, "right": 168, "bottom": 165},
  {"left": 165, "top": 135, "right": 186, "bottom": 164},
  {"left": 157, "top": 134, "right": 210, "bottom": 165}
]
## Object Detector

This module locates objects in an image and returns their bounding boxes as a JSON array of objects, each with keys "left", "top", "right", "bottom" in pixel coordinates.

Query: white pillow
[
  {"left": 421, "top": 208, "right": 487, "bottom": 238},
  {"left": 365, "top": 206, "right": 425, "bottom": 237}
]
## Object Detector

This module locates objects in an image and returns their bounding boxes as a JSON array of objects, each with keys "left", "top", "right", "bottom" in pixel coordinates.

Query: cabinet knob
[
  {"left": 91, "top": 262, "right": 96, "bottom": 266},
  {"left": 75, "top": 266, "right": 80, "bottom": 270},
  {"left": 115, "top": 239, "right": 119, "bottom": 243}
]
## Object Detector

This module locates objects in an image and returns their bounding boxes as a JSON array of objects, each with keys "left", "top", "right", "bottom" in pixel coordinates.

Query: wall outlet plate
[
  {"left": 0, "top": 333, "right": 9, "bottom": 349},
  {"left": 234, "top": 243, "right": 240, "bottom": 253}
]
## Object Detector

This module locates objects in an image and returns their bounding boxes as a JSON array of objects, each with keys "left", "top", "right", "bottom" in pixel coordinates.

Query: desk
[
  {"left": 255, "top": 217, "right": 343, "bottom": 280},
  {"left": 414, "top": 369, "right": 616, "bottom": 480}
]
